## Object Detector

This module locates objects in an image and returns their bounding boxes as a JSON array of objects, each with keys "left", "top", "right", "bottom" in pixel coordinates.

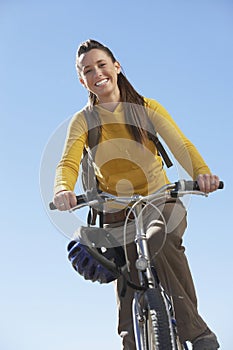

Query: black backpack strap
[
  {"left": 82, "top": 107, "right": 102, "bottom": 226},
  {"left": 81, "top": 107, "right": 102, "bottom": 193},
  {"left": 83, "top": 107, "right": 102, "bottom": 151},
  {"left": 151, "top": 136, "right": 173, "bottom": 168},
  {"left": 87, "top": 207, "right": 98, "bottom": 226},
  {"left": 146, "top": 116, "right": 173, "bottom": 168}
]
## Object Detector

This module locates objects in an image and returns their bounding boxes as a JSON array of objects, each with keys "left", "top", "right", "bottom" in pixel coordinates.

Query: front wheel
[{"left": 133, "top": 286, "right": 179, "bottom": 350}]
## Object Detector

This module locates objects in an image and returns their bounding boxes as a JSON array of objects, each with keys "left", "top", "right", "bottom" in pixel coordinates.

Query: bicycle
[{"left": 49, "top": 179, "right": 223, "bottom": 350}]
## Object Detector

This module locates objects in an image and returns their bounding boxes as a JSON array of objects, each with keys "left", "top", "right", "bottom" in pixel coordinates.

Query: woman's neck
[{"left": 96, "top": 90, "right": 121, "bottom": 112}]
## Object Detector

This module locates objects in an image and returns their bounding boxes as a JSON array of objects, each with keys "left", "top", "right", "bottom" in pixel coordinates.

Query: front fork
[{"left": 134, "top": 202, "right": 155, "bottom": 288}]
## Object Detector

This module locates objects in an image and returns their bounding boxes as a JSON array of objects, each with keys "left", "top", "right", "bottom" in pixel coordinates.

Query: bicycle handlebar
[
  {"left": 49, "top": 180, "right": 224, "bottom": 211},
  {"left": 49, "top": 180, "right": 224, "bottom": 285},
  {"left": 177, "top": 180, "right": 224, "bottom": 191}
]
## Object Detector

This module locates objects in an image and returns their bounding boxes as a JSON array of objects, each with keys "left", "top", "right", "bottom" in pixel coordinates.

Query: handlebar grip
[
  {"left": 218, "top": 181, "right": 224, "bottom": 189},
  {"left": 49, "top": 195, "right": 86, "bottom": 211},
  {"left": 49, "top": 202, "right": 57, "bottom": 210},
  {"left": 192, "top": 180, "right": 224, "bottom": 190},
  {"left": 177, "top": 180, "right": 224, "bottom": 191}
]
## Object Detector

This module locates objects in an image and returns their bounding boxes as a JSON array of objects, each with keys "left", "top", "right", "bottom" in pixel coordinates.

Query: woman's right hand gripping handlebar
[{"left": 53, "top": 190, "right": 77, "bottom": 211}]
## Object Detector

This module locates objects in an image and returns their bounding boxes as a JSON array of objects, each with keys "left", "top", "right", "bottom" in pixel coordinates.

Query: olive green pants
[{"left": 105, "top": 200, "right": 208, "bottom": 349}]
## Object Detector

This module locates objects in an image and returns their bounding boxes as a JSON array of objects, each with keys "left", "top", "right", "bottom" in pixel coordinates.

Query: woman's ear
[
  {"left": 79, "top": 78, "right": 87, "bottom": 88},
  {"left": 115, "top": 61, "right": 121, "bottom": 74}
]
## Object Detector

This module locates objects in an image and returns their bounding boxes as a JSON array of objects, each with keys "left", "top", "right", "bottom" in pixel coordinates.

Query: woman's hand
[
  {"left": 196, "top": 174, "right": 220, "bottom": 193},
  {"left": 53, "top": 190, "right": 77, "bottom": 211}
]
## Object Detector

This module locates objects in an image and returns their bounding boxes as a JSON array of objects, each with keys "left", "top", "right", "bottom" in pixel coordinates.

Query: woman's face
[{"left": 78, "top": 49, "right": 121, "bottom": 103}]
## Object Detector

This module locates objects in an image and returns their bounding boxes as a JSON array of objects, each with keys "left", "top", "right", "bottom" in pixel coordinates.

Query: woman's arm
[
  {"left": 146, "top": 98, "right": 211, "bottom": 178},
  {"left": 53, "top": 111, "right": 88, "bottom": 209},
  {"left": 145, "top": 98, "right": 220, "bottom": 192}
]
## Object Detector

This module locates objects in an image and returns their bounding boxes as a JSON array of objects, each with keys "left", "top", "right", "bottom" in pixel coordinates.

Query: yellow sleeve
[
  {"left": 54, "top": 111, "right": 87, "bottom": 194},
  {"left": 144, "top": 98, "right": 211, "bottom": 179}
]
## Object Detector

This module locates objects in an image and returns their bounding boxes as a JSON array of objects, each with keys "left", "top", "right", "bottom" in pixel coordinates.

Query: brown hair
[{"left": 76, "top": 39, "right": 151, "bottom": 144}]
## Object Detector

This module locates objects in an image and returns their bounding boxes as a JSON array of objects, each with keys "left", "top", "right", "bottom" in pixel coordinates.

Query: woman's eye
[
  {"left": 84, "top": 69, "right": 91, "bottom": 74},
  {"left": 99, "top": 63, "right": 106, "bottom": 67}
]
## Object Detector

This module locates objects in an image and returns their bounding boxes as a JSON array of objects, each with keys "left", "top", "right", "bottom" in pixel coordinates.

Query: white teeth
[{"left": 95, "top": 79, "right": 108, "bottom": 86}]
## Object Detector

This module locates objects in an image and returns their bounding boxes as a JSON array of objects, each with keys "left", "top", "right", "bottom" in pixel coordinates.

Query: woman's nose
[{"left": 93, "top": 67, "right": 102, "bottom": 77}]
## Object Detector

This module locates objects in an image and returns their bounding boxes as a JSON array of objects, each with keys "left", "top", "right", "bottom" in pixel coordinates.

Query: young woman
[{"left": 53, "top": 39, "right": 220, "bottom": 349}]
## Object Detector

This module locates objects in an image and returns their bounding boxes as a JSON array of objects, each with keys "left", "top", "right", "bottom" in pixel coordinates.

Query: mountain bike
[{"left": 49, "top": 179, "right": 223, "bottom": 350}]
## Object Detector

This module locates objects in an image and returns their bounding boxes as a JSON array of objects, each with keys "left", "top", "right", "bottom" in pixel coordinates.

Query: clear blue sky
[{"left": 1, "top": 0, "right": 233, "bottom": 349}]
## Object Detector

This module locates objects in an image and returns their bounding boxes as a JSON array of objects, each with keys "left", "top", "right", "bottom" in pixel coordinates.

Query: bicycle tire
[
  {"left": 132, "top": 296, "right": 147, "bottom": 350},
  {"left": 133, "top": 286, "right": 179, "bottom": 350}
]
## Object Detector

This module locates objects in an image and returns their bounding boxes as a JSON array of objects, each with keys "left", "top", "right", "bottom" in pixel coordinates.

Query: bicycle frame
[{"left": 50, "top": 179, "right": 223, "bottom": 350}]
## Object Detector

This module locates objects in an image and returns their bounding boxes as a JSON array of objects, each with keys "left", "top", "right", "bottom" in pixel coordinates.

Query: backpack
[{"left": 80, "top": 106, "right": 173, "bottom": 226}]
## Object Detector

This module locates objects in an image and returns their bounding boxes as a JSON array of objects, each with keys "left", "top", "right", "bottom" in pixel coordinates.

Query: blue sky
[{"left": 1, "top": 0, "right": 233, "bottom": 349}]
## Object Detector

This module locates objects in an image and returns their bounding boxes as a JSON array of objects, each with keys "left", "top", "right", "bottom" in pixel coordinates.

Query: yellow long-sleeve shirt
[{"left": 54, "top": 98, "right": 211, "bottom": 196}]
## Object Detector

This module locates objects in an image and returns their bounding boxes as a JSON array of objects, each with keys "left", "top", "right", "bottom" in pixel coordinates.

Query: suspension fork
[{"left": 134, "top": 202, "right": 155, "bottom": 288}]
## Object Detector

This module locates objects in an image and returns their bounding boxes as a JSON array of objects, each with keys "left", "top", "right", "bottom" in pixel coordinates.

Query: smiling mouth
[{"left": 95, "top": 78, "right": 109, "bottom": 86}]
